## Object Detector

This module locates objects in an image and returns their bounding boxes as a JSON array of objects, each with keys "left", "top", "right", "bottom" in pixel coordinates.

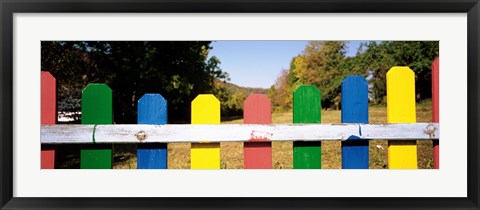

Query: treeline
[
  {"left": 268, "top": 41, "right": 439, "bottom": 111},
  {"left": 41, "top": 41, "right": 243, "bottom": 123}
]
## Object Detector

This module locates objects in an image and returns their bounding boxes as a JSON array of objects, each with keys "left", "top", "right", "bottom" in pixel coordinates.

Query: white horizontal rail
[{"left": 41, "top": 123, "right": 439, "bottom": 144}]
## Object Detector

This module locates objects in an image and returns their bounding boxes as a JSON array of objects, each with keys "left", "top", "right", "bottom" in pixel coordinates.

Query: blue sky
[{"left": 208, "top": 41, "right": 365, "bottom": 88}]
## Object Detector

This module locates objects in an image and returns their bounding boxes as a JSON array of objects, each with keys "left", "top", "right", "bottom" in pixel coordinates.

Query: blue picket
[
  {"left": 137, "top": 93, "right": 168, "bottom": 169},
  {"left": 341, "top": 76, "right": 369, "bottom": 169}
]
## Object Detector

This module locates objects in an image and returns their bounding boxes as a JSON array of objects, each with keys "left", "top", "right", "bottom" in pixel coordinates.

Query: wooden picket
[
  {"left": 190, "top": 94, "right": 221, "bottom": 169},
  {"left": 80, "top": 84, "right": 113, "bottom": 169},
  {"left": 341, "top": 75, "right": 369, "bottom": 169},
  {"left": 41, "top": 71, "right": 56, "bottom": 169},
  {"left": 137, "top": 94, "right": 168, "bottom": 169},
  {"left": 432, "top": 58, "right": 439, "bottom": 169},
  {"left": 293, "top": 85, "right": 322, "bottom": 169},
  {"left": 243, "top": 94, "right": 272, "bottom": 169},
  {"left": 387, "top": 67, "right": 417, "bottom": 169}
]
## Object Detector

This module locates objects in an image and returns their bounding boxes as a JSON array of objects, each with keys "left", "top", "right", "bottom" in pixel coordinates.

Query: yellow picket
[
  {"left": 191, "top": 94, "right": 221, "bottom": 169},
  {"left": 387, "top": 66, "right": 417, "bottom": 169}
]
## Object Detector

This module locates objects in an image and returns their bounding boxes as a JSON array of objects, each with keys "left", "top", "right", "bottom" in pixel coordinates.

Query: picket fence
[{"left": 40, "top": 59, "right": 440, "bottom": 170}]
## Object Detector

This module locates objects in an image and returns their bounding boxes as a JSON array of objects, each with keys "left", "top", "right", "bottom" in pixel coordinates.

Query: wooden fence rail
[{"left": 41, "top": 123, "right": 439, "bottom": 144}]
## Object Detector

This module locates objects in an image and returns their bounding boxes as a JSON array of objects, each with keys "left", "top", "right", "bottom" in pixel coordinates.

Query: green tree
[
  {"left": 289, "top": 41, "right": 347, "bottom": 108},
  {"left": 354, "top": 41, "right": 438, "bottom": 104},
  {"left": 227, "top": 91, "right": 246, "bottom": 114},
  {"left": 41, "top": 41, "right": 228, "bottom": 123}
]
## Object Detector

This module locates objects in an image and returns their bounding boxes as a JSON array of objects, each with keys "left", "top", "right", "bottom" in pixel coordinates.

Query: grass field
[{"left": 111, "top": 100, "right": 434, "bottom": 169}]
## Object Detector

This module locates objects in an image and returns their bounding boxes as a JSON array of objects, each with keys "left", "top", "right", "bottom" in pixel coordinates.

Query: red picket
[
  {"left": 432, "top": 57, "right": 439, "bottom": 169},
  {"left": 41, "top": 71, "right": 56, "bottom": 169},
  {"left": 243, "top": 94, "right": 272, "bottom": 169}
]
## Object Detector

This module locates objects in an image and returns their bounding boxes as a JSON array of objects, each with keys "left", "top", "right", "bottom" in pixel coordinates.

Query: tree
[
  {"left": 41, "top": 41, "right": 228, "bottom": 123},
  {"left": 268, "top": 68, "right": 293, "bottom": 111},
  {"left": 289, "top": 41, "right": 347, "bottom": 108},
  {"left": 226, "top": 91, "right": 246, "bottom": 115},
  {"left": 354, "top": 41, "right": 438, "bottom": 104}
]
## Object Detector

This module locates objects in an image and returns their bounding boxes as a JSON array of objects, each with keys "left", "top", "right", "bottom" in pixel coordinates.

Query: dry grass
[{"left": 92, "top": 101, "right": 435, "bottom": 170}]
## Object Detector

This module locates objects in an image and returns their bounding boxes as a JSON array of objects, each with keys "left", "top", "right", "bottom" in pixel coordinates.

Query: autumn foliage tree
[
  {"left": 289, "top": 41, "right": 347, "bottom": 108},
  {"left": 268, "top": 68, "right": 293, "bottom": 111},
  {"left": 268, "top": 41, "right": 438, "bottom": 110}
]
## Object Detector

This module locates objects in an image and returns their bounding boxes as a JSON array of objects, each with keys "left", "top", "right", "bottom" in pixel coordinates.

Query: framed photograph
[{"left": 1, "top": 0, "right": 479, "bottom": 209}]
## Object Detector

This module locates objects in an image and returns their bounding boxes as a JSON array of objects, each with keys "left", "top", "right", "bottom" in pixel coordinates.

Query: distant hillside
[
  {"left": 214, "top": 80, "right": 268, "bottom": 117},
  {"left": 216, "top": 80, "right": 268, "bottom": 96}
]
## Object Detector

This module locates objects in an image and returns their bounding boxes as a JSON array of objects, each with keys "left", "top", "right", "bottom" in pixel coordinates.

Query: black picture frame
[{"left": 1, "top": 0, "right": 479, "bottom": 209}]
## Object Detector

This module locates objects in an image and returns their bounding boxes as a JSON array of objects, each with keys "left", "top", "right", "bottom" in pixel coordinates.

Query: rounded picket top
[
  {"left": 191, "top": 94, "right": 220, "bottom": 124},
  {"left": 82, "top": 83, "right": 112, "bottom": 96},
  {"left": 386, "top": 66, "right": 415, "bottom": 78},
  {"left": 81, "top": 83, "right": 112, "bottom": 124},
  {"left": 294, "top": 85, "right": 321, "bottom": 95},
  {"left": 138, "top": 93, "right": 168, "bottom": 125},
  {"left": 342, "top": 75, "right": 368, "bottom": 87},
  {"left": 244, "top": 94, "right": 272, "bottom": 124},
  {"left": 293, "top": 85, "right": 321, "bottom": 124},
  {"left": 41, "top": 71, "right": 56, "bottom": 84}
]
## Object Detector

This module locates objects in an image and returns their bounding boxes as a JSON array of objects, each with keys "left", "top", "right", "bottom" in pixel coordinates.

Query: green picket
[
  {"left": 293, "top": 85, "right": 322, "bottom": 169},
  {"left": 80, "top": 83, "right": 113, "bottom": 169}
]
